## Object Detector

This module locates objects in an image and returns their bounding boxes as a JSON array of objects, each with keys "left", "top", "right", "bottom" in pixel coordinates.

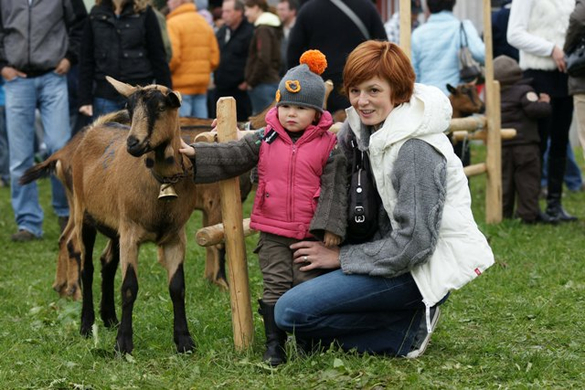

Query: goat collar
[{"left": 149, "top": 155, "right": 194, "bottom": 185}]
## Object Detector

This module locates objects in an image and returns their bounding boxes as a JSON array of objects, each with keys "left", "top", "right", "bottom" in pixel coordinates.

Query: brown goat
[
  {"left": 447, "top": 82, "right": 485, "bottom": 166},
  {"left": 23, "top": 78, "right": 208, "bottom": 354}
]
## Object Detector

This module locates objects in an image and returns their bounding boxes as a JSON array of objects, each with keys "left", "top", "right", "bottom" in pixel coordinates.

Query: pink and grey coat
[{"left": 189, "top": 107, "right": 347, "bottom": 241}]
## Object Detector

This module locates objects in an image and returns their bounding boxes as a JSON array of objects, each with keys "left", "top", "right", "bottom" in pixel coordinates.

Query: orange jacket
[{"left": 166, "top": 3, "right": 219, "bottom": 94}]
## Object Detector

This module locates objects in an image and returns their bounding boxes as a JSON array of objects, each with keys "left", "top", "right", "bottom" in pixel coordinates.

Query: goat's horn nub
[{"left": 158, "top": 183, "right": 178, "bottom": 200}]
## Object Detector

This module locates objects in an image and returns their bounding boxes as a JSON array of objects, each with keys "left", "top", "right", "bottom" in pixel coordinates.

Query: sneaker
[
  {"left": 405, "top": 306, "right": 441, "bottom": 359},
  {"left": 11, "top": 229, "right": 39, "bottom": 242}
]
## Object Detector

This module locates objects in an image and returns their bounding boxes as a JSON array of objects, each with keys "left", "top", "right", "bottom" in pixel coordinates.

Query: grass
[{"left": 0, "top": 144, "right": 584, "bottom": 389}]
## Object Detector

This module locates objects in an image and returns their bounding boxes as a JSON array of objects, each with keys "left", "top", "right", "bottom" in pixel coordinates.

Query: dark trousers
[
  {"left": 502, "top": 144, "right": 541, "bottom": 222},
  {"left": 255, "top": 232, "right": 325, "bottom": 304}
]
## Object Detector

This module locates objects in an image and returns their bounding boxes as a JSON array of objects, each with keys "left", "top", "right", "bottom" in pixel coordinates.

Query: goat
[
  {"left": 447, "top": 82, "right": 485, "bottom": 166},
  {"left": 22, "top": 78, "right": 205, "bottom": 354}
]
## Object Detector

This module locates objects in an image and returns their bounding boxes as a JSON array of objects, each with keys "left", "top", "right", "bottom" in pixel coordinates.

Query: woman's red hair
[{"left": 343, "top": 41, "right": 415, "bottom": 106}]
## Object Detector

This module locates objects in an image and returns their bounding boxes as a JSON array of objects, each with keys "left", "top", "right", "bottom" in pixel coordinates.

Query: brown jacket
[
  {"left": 565, "top": 0, "right": 585, "bottom": 95},
  {"left": 244, "top": 12, "right": 282, "bottom": 87}
]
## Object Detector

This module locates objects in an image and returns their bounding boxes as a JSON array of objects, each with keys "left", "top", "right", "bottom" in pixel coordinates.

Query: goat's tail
[{"left": 20, "top": 158, "right": 59, "bottom": 185}]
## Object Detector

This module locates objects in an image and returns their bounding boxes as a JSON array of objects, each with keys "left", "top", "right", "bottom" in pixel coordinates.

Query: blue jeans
[
  {"left": 92, "top": 97, "right": 126, "bottom": 120},
  {"left": 541, "top": 140, "right": 583, "bottom": 191},
  {"left": 248, "top": 83, "right": 278, "bottom": 115},
  {"left": 179, "top": 94, "right": 208, "bottom": 118},
  {"left": 0, "top": 105, "right": 9, "bottom": 183},
  {"left": 275, "top": 269, "right": 432, "bottom": 356},
  {"left": 4, "top": 72, "right": 70, "bottom": 237}
]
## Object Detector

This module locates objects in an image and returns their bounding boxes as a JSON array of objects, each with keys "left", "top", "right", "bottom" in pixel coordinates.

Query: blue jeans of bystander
[
  {"left": 4, "top": 72, "right": 70, "bottom": 237},
  {"left": 275, "top": 269, "right": 438, "bottom": 356},
  {"left": 92, "top": 97, "right": 126, "bottom": 120},
  {"left": 179, "top": 94, "right": 208, "bottom": 118}
]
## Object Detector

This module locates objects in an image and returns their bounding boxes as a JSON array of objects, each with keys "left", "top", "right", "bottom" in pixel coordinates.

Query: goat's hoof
[
  {"left": 175, "top": 335, "right": 195, "bottom": 353},
  {"left": 80, "top": 324, "right": 93, "bottom": 338},
  {"left": 115, "top": 337, "right": 133, "bottom": 355},
  {"left": 102, "top": 316, "right": 119, "bottom": 329}
]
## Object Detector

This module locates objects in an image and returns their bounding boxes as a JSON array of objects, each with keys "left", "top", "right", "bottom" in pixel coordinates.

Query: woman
[
  {"left": 274, "top": 41, "right": 494, "bottom": 357},
  {"left": 507, "top": 0, "right": 577, "bottom": 222},
  {"left": 565, "top": 0, "right": 585, "bottom": 165},
  {"left": 242, "top": 0, "right": 282, "bottom": 115},
  {"left": 78, "top": 0, "right": 172, "bottom": 119}
]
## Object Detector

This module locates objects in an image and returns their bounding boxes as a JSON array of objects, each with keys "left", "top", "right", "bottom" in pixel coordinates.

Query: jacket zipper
[{"left": 288, "top": 145, "right": 297, "bottom": 221}]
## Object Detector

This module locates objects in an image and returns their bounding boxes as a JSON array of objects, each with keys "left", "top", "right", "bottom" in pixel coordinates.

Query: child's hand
[
  {"left": 323, "top": 231, "right": 341, "bottom": 247},
  {"left": 179, "top": 139, "right": 196, "bottom": 157},
  {"left": 538, "top": 93, "right": 551, "bottom": 103}
]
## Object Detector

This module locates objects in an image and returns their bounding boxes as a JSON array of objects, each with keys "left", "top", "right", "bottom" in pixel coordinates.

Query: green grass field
[{"left": 0, "top": 144, "right": 584, "bottom": 389}]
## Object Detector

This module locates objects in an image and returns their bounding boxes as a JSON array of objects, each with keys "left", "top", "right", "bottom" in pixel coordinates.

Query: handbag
[
  {"left": 458, "top": 23, "right": 484, "bottom": 83},
  {"left": 567, "top": 37, "right": 585, "bottom": 77},
  {"left": 346, "top": 138, "right": 380, "bottom": 244}
]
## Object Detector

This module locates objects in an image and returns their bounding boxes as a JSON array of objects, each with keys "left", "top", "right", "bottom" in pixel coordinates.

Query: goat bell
[{"left": 158, "top": 183, "right": 178, "bottom": 200}]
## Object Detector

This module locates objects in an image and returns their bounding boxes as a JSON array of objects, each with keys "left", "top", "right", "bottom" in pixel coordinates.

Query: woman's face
[
  {"left": 244, "top": 5, "right": 261, "bottom": 23},
  {"left": 348, "top": 76, "right": 394, "bottom": 127}
]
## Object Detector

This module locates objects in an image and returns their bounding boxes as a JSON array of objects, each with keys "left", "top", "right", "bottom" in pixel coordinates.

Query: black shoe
[
  {"left": 406, "top": 307, "right": 441, "bottom": 359},
  {"left": 522, "top": 212, "right": 559, "bottom": 225},
  {"left": 258, "top": 299, "right": 287, "bottom": 366},
  {"left": 545, "top": 204, "right": 578, "bottom": 222}
]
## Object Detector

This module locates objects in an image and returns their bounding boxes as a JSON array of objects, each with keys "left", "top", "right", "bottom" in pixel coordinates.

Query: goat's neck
[{"left": 149, "top": 126, "right": 191, "bottom": 182}]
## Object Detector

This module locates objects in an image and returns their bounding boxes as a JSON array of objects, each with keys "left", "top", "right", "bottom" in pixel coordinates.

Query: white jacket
[
  {"left": 507, "top": 0, "right": 574, "bottom": 71},
  {"left": 347, "top": 84, "right": 495, "bottom": 314}
]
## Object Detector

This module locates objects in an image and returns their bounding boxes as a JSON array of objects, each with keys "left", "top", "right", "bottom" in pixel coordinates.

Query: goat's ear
[
  {"left": 106, "top": 76, "right": 136, "bottom": 97},
  {"left": 446, "top": 84, "right": 457, "bottom": 94},
  {"left": 468, "top": 78, "right": 478, "bottom": 86},
  {"left": 168, "top": 91, "right": 182, "bottom": 108}
]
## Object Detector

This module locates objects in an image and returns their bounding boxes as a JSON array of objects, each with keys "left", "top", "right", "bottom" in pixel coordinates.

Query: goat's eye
[{"left": 158, "top": 106, "right": 166, "bottom": 112}]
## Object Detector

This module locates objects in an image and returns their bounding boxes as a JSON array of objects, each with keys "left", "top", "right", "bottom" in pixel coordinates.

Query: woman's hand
[
  {"left": 552, "top": 45, "right": 567, "bottom": 73},
  {"left": 290, "top": 240, "right": 341, "bottom": 272}
]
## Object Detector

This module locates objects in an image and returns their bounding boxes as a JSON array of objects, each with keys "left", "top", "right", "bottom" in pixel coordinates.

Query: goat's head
[
  {"left": 107, "top": 76, "right": 182, "bottom": 157},
  {"left": 447, "top": 82, "right": 485, "bottom": 118}
]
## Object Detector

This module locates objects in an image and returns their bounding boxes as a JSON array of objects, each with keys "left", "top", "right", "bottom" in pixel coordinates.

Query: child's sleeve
[
  {"left": 190, "top": 131, "right": 263, "bottom": 183},
  {"left": 521, "top": 88, "right": 552, "bottom": 119},
  {"left": 309, "top": 145, "right": 348, "bottom": 240}
]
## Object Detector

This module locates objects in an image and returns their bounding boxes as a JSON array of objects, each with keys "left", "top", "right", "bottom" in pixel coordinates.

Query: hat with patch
[{"left": 276, "top": 50, "right": 327, "bottom": 112}]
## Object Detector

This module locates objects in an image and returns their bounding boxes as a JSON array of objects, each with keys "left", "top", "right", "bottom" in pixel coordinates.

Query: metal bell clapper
[{"left": 158, "top": 183, "right": 178, "bottom": 200}]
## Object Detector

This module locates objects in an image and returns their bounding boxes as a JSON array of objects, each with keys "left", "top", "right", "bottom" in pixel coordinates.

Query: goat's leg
[
  {"left": 201, "top": 207, "right": 229, "bottom": 289},
  {"left": 115, "top": 237, "right": 139, "bottom": 354},
  {"left": 100, "top": 238, "right": 120, "bottom": 328},
  {"left": 79, "top": 224, "right": 97, "bottom": 337},
  {"left": 160, "top": 236, "right": 194, "bottom": 353}
]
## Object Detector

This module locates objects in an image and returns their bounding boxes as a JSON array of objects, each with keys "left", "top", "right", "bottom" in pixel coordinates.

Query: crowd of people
[{"left": 0, "top": 0, "right": 583, "bottom": 365}]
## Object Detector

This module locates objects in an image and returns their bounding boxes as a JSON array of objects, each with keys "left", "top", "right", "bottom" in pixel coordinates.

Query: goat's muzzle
[{"left": 127, "top": 135, "right": 149, "bottom": 157}]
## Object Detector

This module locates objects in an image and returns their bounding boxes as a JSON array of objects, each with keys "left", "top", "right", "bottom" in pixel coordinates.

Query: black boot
[
  {"left": 258, "top": 299, "right": 287, "bottom": 366},
  {"left": 546, "top": 198, "right": 578, "bottom": 222}
]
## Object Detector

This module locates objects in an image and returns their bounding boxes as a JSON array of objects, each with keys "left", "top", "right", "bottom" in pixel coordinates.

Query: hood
[
  {"left": 264, "top": 107, "right": 333, "bottom": 144},
  {"left": 255, "top": 12, "right": 281, "bottom": 27},
  {"left": 494, "top": 55, "right": 522, "bottom": 86},
  {"left": 346, "top": 84, "right": 452, "bottom": 150},
  {"left": 168, "top": 3, "right": 197, "bottom": 18}
]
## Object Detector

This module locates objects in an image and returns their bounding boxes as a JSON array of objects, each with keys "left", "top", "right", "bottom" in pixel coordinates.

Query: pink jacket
[{"left": 250, "top": 108, "right": 337, "bottom": 239}]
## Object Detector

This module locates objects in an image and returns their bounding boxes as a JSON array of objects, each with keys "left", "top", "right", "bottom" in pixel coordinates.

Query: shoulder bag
[
  {"left": 567, "top": 36, "right": 585, "bottom": 77},
  {"left": 458, "top": 22, "right": 484, "bottom": 83}
]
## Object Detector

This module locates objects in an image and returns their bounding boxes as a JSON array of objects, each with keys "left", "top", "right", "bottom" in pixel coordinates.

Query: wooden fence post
[
  {"left": 483, "top": 0, "right": 503, "bottom": 223},
  {"left": 216, "top": 97, "right": 254, "bottom": 350},
  {"left": 399, "top": 0, "right": 411, "bottom": 58}
]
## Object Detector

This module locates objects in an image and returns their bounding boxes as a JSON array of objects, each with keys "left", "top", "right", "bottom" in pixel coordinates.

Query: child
[
  {"left": 180, "top": 50, "right": 347, "bottom": 365},
  {"left": 494, "top": 55, "right": 552, "bottom": 224}
]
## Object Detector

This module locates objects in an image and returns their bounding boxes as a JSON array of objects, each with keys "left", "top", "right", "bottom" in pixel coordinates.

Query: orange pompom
[{"left": 299, "top": 50, "right": 327, "bottom": 75}]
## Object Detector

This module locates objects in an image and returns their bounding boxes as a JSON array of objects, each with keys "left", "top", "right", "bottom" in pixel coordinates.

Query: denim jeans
[
  {"left": 4, "top": 72, "right": 70, "bottom": 236},
  {"left": 0, "top": 105, "right": 9, "bottom": 183},
  {"left": 275, "top": 269, "right": 431, "bottom": 356},
  {"left": 179, "top": 94, "right": 208, "bottom": 118},
  {"left": 92, "top": 97, "right": 126, "bottom": 120},
  {"left": 248, "top": 83, "right": 278, "bottom": 115}
]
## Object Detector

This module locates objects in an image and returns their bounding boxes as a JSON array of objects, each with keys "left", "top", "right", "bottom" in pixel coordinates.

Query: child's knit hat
[{"left": 275, "top": 50, "right": 328, "bottom": 112}]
